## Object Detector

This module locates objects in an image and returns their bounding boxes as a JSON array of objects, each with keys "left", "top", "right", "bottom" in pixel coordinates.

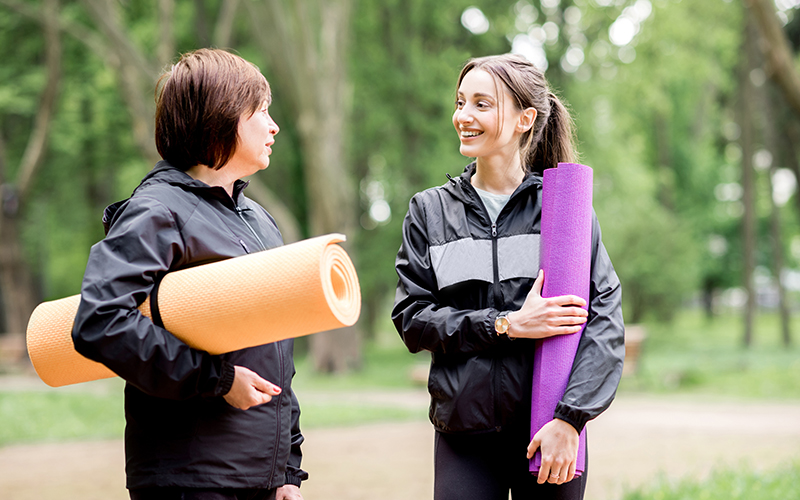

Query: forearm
[{"left": 557, "top": 223, "right": 625, "bottom": 432}]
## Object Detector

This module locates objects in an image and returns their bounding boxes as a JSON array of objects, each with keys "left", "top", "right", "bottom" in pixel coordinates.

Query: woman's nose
[
  {"left": 269, "top": 115, "right": 280, "bottom": 135},
  {"left": 455, "top": 109, "right": 473, "bottom": 125}
]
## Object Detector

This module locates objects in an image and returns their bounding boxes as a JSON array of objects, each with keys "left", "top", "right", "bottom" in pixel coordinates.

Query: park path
[{"left": 1, "top": 389, "right": 799, "bottom": 500}]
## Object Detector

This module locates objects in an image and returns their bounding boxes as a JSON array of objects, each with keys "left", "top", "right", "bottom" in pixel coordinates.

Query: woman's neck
[
  {"left": 472, "top": 154, "right": 525, "bottom": 195},
  {"left": 186, "top": 164, "right": 238, "bottom": 197}
]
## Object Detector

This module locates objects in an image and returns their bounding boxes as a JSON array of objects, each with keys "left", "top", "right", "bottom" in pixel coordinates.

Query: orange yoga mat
[{"left": 27, "top": 233, "right": 361, "bottom": 387}]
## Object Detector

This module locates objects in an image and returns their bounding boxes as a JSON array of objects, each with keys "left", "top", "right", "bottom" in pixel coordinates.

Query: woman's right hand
[
  {"left": 506, "top": 270, "right": 587, "bottom": 340},
  {"left": 223, "top": 365, "right": 282, "bottom": 410}
]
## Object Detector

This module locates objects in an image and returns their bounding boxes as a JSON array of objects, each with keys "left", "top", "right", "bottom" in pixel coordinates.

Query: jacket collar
[
  {"left": 135, "top": 161, "right": 250, "bottom": 202},
  {"left": 102, "top": 161, "right": 250, "bottom": 235},
  {"left": 444, "top": 162, "right": 542, "bottom": 207}
]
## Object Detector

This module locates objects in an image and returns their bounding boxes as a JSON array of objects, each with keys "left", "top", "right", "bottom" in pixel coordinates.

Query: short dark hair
[{"left": 155, "top": 48, "right": 270, "bottom": 171}]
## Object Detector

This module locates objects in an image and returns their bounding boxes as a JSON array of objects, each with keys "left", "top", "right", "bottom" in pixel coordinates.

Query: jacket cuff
[
  {"left": 554, "top": 402, "right": 589, "bottom": 434},
  {"left": 217, "top": 360, "right": 236, "bottom": 396},
  {"left": 285, "top": 470, "right": 308, "bottom": 487}
]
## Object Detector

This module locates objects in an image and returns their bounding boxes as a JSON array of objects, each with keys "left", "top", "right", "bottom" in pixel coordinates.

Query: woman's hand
[
  {"left": 276, "top": 484, "right": 303, "bottom": 500},
  {"left": 223, "top": 365, "right": 282, "bottom": 410},
  {"left": 527, "top": 418, "right": 580, "bottom": 485},
  {"left": 507, "top": 270, "right": 587, "bottom": 339}
]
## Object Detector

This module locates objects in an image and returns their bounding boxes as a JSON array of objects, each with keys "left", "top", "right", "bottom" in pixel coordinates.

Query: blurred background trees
[{"left": 0, "top": 0, "right": 797, "bottom": 372}]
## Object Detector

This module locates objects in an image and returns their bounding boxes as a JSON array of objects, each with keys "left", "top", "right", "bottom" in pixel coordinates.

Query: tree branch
[
  {"left": 213, "top": 0, "right": 240, "bottom": 48},
  {"left": 79, "top": 0, "right": 161, "bottom": 79},
  {"left": 16, "top": 0, "right": 61, "bottom": 202},
  {"left": 745, "top": 0, "right": 800, "bottom": 117},
  {"left": 157, "top": 0, "right": 175, "bottom": 65}
]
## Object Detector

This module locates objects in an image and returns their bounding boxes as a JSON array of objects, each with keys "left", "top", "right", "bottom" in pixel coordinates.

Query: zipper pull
[
  {"left": 239, "top": 239, "right": 250, "bottom": 254},
  {"left": 492, "top": 223, "right": 497, "bottom": 237}
]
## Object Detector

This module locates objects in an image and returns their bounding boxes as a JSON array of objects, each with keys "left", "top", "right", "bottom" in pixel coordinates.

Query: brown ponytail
[
  {"left": 527, "top": 92, "right": 577, "bottom": 174},
  {"left": 455, "top": 54, "right": 577, "bottom": 174}
]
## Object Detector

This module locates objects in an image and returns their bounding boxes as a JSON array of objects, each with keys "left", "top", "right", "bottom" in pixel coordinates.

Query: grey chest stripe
[
  {"left": 498, "top": 234, "right": 541, "bottom": 282},
  {"left": 430, "top": 234, "right": 541, "bottom": 290}
]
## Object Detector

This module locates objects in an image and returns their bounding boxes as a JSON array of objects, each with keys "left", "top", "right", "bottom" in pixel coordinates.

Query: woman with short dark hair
[{"left": 73, "top": 48, "right": 307, "bottom": 500}]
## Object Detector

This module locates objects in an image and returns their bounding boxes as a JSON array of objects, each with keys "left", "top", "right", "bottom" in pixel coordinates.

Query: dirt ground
[{"left": 1, "top": 389, "right": 800, "bottom": 500}]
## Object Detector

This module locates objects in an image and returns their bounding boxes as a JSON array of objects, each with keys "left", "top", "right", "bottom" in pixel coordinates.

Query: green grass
[
  {"left": 0, "top": 382, "right": 126, "bottom": 447},
  {"left": 0, "top": 342, "right": 428, "bottom": 447},
  {"left": 620, "top": 309, "right": 800, "bottom": 400},
  {"left": 292, "top": 341, "right": 425, "bottom": 391},
  {"left": 623, "top": 462, "right": 800, "bottom": 500}
]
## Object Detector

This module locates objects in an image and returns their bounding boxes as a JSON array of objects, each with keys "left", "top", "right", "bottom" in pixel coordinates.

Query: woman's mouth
[{"left": 460, "top": 130, "right": 483, "bottom": 138}]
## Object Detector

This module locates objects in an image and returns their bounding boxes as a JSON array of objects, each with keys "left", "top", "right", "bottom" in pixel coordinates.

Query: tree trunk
[
  {"left": 0, "top": 0, "right": 60, "bottom": 354},
  {"left": 243, "top": 0, "right": 361, "bottom": 373},
  {"left": 746, "top": 0, "right": 800, "bottom": 118},
  {"left": 738, "top": 16, "right": 758, "bottom": 348},
  {"left": 762, "top": 86, "right": 792, "bottom": 347}
]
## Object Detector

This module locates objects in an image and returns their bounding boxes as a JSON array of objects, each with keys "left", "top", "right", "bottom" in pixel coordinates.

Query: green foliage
[
  {"left": 623, "top": 462, "right": 800, "bottom": 500},
  {"left": 0, "top": 0, "right": 798, "bottom": 349}
]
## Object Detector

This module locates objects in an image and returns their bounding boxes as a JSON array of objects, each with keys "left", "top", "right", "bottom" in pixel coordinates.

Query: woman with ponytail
[{"left": 393, "top": 54, "right": 624, "bottom": 500}]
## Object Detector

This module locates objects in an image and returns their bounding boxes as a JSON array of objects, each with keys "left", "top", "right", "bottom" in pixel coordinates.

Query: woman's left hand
[
  {"left": 276, "top": 484, "right": 303, "bottom": 500},
  {"left": 526, "top": 418, "right": 579, "bottom": 485}
]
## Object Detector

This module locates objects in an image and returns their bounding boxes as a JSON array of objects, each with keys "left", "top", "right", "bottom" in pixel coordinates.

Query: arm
[
  {"left": 553, "top": 213, "right": 625, "bottom": 432},
  {"left": 72, "top": 197, "right": 235, "bottom": 400},
  {"left": 527, "top": 213, "right": 624, "bottom": 485},
  {"left": 391, "top": 195, "right": 503, "bottom": 355}
]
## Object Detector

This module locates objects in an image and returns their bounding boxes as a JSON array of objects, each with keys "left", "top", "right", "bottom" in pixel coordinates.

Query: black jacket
[
  {"left": 392, "top": 163, "right": 625, "bottom": 435},
  {"left": 73, "top": 161, "right": 308, "bottom": 490}
]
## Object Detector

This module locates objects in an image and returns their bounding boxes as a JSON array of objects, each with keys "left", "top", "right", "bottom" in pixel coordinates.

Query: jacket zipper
[
  {"left": 234, "top": 205, "right": 267, "bottom": 251},
  {"left": 491, "top": 221, "right": 503, "bottom": 431},
  {"left": 268, "top": 343, "right": 285, "bottom": 488}
]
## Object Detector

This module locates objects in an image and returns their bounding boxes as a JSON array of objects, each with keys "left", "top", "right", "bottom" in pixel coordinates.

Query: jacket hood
[{"left": 102, "top": 161, "right": 249, "bottom": 235}]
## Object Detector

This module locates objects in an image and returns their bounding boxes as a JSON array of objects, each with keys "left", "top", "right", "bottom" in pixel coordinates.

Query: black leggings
[{"left": 433, "top": 429, "right": 587, "bottom": 500}]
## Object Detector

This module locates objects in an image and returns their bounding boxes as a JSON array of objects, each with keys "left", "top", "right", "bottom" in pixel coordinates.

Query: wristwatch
[{"left": 494, "top": 312, "right": 511, "bottom": 335}]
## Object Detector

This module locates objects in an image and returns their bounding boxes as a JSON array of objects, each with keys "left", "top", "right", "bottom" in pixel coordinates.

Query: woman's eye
[{"left": 455, "top": 100, "right": 465, "bottom": 109}]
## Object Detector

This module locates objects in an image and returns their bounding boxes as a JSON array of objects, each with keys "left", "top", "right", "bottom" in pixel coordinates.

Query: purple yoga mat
[{"left": 529, "top": 162, "right": 593, "bottom": 477}]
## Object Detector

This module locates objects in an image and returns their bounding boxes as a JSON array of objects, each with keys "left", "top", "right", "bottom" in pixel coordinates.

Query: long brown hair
[{"left": 456, "top": 54, "right": 577, "bottom": 174}]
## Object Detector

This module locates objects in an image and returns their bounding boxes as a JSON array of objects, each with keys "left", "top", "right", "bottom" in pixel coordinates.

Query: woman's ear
[{"left": 517, "top": 107, "right": 537, "bottom": 133}]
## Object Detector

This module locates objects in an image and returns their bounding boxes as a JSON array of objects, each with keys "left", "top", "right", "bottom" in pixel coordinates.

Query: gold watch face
[{"left": 495, "top": 315, "right": 510, "bottom": 334}]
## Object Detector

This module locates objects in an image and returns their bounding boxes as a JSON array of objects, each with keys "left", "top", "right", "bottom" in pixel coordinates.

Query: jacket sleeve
[
  {"left": 554, "top": 213, "right": 625, "bottom": 433},
  {"left": 392, "top": 194, "right": 503, "bottom": 355},
  {"left": 72, "top": 196, "right": 235, "bottom": 400},
  {"left": 284, "top": 386, "right": 309, "bottom": 486}
]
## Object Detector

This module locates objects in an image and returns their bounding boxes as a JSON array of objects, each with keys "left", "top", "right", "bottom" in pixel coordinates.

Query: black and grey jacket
[
  {"left": 73, "top": 161, "right": 307, "bottom": 490},
  {"left": 392, "top": 162, "right": 625, "bottom": 435}
]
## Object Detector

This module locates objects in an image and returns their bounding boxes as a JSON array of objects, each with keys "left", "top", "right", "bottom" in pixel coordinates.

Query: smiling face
[
  {"left": 453, "top": 69, "right": 528, "bottom": 162},
  {"left": 229, "top": 100, "right": 280, "bottom": 177}
]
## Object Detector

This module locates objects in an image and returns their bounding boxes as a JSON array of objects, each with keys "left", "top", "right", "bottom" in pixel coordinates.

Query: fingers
[
  {"left": 538, "top": 453, "right": 571, "bottom": 485},
  {"left": 252, "top": 375, "right": 283, "bottom": 397},
  {"left": 532, "top": 269, "right": 544, "bottom": 296},
  {"left": 224, "top": 366, "right": 282, "bottom": 410},
  {"left": 526, "top": 435, "right": 541, "bottom": 460},
  {"left": 548, "top": 294, "right": 588, "bottom": 308}
]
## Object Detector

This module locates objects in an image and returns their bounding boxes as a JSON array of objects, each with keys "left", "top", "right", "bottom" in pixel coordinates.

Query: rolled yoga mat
[
  {"left": 27, "top": 233, "right": 361, "bottom": 387},
  {"left": 530, "top": 163, "right": 592, "bottom": 477}
]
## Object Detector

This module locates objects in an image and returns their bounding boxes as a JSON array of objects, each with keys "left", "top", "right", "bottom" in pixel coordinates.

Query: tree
[{"left": 0, "top": 0, "right": 60, "bottom": 348}]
